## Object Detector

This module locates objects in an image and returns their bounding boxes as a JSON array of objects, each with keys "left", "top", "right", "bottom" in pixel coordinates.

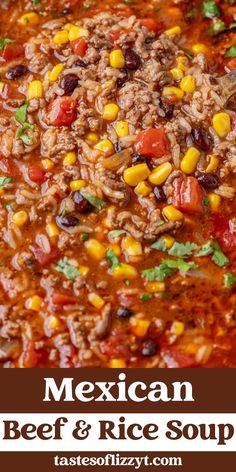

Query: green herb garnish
[
  {"left": 108, "top": 229, "right": 126, "bottom": 240},
  {"left": 207, "top": 18, "right": 225, "bottom": 36},
  {"left": 225, "top": 44, "right": 236, "bottom": 57},
  {"left": 141, "top": 293, "right": 152, "bottom": 301},
  {"left": 81, "top": 232, "right": 89, "bottom": 241},
  {"left": 142, "top": 258, "right": 198, "bottom": 281},
  {"left": 224, "top": 272, "right": 236, "bottom": 288},
  {"left": 56, "top": 257, "right": 80, "bottom": 281},
  {"left": 0, "top": 38, "right": 14, "bottom": 51},
  {"left": 202, "top": 1, "right": 220, "bottom": 19},
  {"left": 106, "top": 248, "right": 120, "bottom": 271},
  {"left": 168, "top": 242, "right": 197, "bottom": 257},
  {"left": 0, "top": 177, "right": 13, "bottom": 188},
  {"left": 196, "top": 240, "right": 229, "bottom": 267},
  {"left": 80, "top": 189, "right": 106, "bottom": 210},
  {"left": 16, "top": 123, "right": 34, "bottom": 145}
]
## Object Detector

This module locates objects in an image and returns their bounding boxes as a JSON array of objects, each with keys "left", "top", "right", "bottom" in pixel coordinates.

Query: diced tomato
[
  {"left": 140, "top": 18, "right": 162, "bottom": 33},
  {"left": 118, "top": 293, "right": 139, "bottom": 308},
  {"left": 51, "top": 292, "right": 77, "bottom": 305},
  {"left": 71, "top": 37, "right": 88, "bottom": 57},
  {"left": 48, "top": 97, "right": 77, "bottom": 126},
  {"left": 28, "top": 165, "right": 46, "bottom": 183},
  {"left": 110, "top": 31, "right": 122, "bottom": 43},
  {"left": 161, "top": 347, "right": 195, "bottom": 368},
  {"left": 135, "top": 128, "right": 170, "bottom": 158},
  {"left": 100, "top": 329, "right": 131, "bottom": 359},
  {"left": 225, "top": 57, "right": 236, "bottom": 73},
  {"left": 0, "top": 155, "right": 19, "bottom": 177},
  {"left": 21, "top": 340, "right": 39, "bottom": 368},
  {"left": 33, "top": 245, "right": 60, "bottom": 266},
  {"left": 213, "top": 214, "right": 236, "bottom": 252},
  {"left": 2, "top": 44, "right": 24, "bottom": 62},
  {"left": 173, "top": 176, "right": 205, "bottom": 214}
]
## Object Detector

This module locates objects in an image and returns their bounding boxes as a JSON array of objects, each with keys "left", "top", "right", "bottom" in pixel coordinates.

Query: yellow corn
[
  {"left": 163, "top": 205, "right": 184, "bottom": 222},
  {"left": 28, "top": 80, "right": 43, "bottom": 99},
  {"left": 48, "top": 315, "right": 60, "bottom": 330},
  {"left": 42, "top": 159, "right": 54, "bottom": 170},
  {"left": 64, "top": 23, "right": 74, "bottom": 31},
  {"left": 19, "top": 12, "right": 39, "bottom": 26},
  {"left": 53, "top": 29, "right": 69, "bottom": 45},
  {"left": 180, "top": 75, "right": 196, "bottom": 93},
  {"left": 176, "top": 56, "right": 189, "bottom": 71},
  {"left": 0, "top": 188, "right": 5, "bottom": 196},
  {"left": 170, "top": 321, "right": 184, "bottom": 336},
  {"left": 135, "top": 181, "right": 152, "bottom": 197},
  {"left": 107, "top": 244, "right": 121, "bottom": 256},
  {"left": 122, "top": 235, "right": 142, "bottom": 256},
  {"left": 109, "top": 49, "right": 125, "bottom": 68},
  {"left": 145, "top": 281, "right": 165, "bottom": 293},
  {"left": 49, "top": 63, "right": 64, "bottom": 81},
  {"left": 109, "top": 359, "right": 127, "bottom": 368},
  {"left": 70, "top": 179, "right": 86, "bottom": 191},
  {"left": 208, "top": 193, "right": 221, "bottom": 212},
  {"left": 162, "top": 86, "right": 184, "bottom": 100},
  {"left": 94, "top": 139, "right": 114, "bottom": 156},
  {"left": 212, "top": 112, "right": 231, "bottom": 138},
  {"left": 85, "top": 132, "right": 99, "bottom": 144},
  {"left": 0, "top": 82, "right": 4, "bottom": 94},
  {"left": 46, "top": 222, "right": 59, "bottom": 239},
  {"left": 124, "top": 163, "right": 150, "bottom": 187},
  {"left": 160, "top": 234, "right": 175, "bottom": 249},
  {"left": 170, "top": 67, "right": 184, "bottom": 81},
  {"left": 26, "top": 295, "right": 42, "bottom": 311},
  {"left": 115, "top": 120, "right": 129, "bottom": 137},
  {"left": 88, "top": 292, "right": 105, "bottom": 309},
  {"left": 112, "top": 263, "right": 137, "bottom": 279},
  {"left": 12, "top": 210, "right": 28, "bottom": 227},
  {"left": 85, "top": 239, "right": 106, "bottom": 260},
  {"left": 192, "top": 43, "right": 207, "bottom": 55},
  {"left": 79, "top": 265, "right": 89, "bottom": 276},
  {"left": 206, "top": 155, "right": 219, "bottom": 173},
  {"left": 68, "top": 26, "right": 89, "bottom": 41},
  {"left": 149, "top": 162, "right": 173, "bottom": 186},
  {"left": 180, "top": 147, "right": 200, "bottom": 174},
  {"left": 130, "top": 318, "right": 151, "bottom": 337},
  {"left": 165, "top": 25, "right": 181, "bottom": 36},
  {"left": 63, "top": 151, "right": 77, "bottom": 166},
  {"left": 103, "top": 103, "right": 120, "bottom": 121}
]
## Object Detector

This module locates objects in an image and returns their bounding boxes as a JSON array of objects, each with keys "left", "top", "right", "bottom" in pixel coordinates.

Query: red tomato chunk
[
  {"left": 135, "top": 128, "right": 170, "bottom": 158},
  {"left": 173, "top": 176, "right": 205, "bottom": 214},
  {"left": 48, "top": 97, "right": 77, "bottom": 126}
]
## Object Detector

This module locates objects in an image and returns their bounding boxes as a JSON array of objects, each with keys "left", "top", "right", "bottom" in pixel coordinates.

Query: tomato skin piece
[
  {"left": 173, "top": 176, "right": 205, "bottom": 214},
  {"left": 161, "top": 348, "right": 195, "bottom": 368},
  {"left": 135, "top": 128, "right": 170, "bottom": 158},
  {"left": 71, "top": 38, "right": 88, "bottom": 56},
  {"left": 110, "top": 31, "right": 122, "bottom": 43},
  {"left": 51, "top": 292, "right": 77, "bottom": 305},
  {"left": 33, "top": 245, "right": 60, "bottom": 267},
  {"left": 140, "top": 18, "right": 162, "bottom": 33},
  {"left": 2, "top": 44, "right": 24, "bottom": 62},
  {"left": 213, "top": 215, "right": 236, "bottom": 252},
  {"left": 28, "top": 165, "right": 46, "bottom": 183},
  {"left": 21, "top": 340, "right": 39, "bottom": 368},
  {"left": 48, "top": 97, "right": 77, "bottom": 127}
]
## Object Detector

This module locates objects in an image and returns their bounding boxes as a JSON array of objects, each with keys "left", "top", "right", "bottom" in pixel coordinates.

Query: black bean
[
  {"left": 131, "top": 153, "right": 152, "bottom": 168},
  {"left": 153, "top": 186, "right": 166, "bottom": 202},
  {"left": 159, "top": 98, "right": 174, "bottom": 119},
  {"left": 191, "top": 126, "right": 212, "bottom": 152},
  {"left": 62, "top": 8, "right": 72, "bottom": 14},
  {"left": 125, "top": 49, "right": 141, "bottom": 70},
  {"left": 115, "top": 142, "right": 122, "bottom": 153},
  {"left": 141, "top": 339, "right": 158, "bottom": 357},
  {"left": 61, "top": 74, "right": 79, "bottom": 94},
  {"left": 197, "top": 173, "right": 219, "bottom": 189},
  {"left": 72, "top": 191, "right": 93, "bottom": 213},
  {"left": 116, "top": 70, "right": 128, "bottom": 88},
  {"left": 56, "top": 214, "right": 79, "bottom": 228},
  {"left": 6, "top": 65, "right": 28, "bottom": 80},
  {"left": 73, "top": 59, "right": 87, "bottom": 68},
  {"left": 116, "top": 307, "right": 133, "bottom": 319}
]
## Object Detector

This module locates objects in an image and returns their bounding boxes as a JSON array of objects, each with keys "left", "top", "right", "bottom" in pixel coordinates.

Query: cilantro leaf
[
  {"left": 0, "top": 177, "right": 13, "bottom": 188},
  {"left": 141, "top": 293, "right": 152, "bottom": 301},
  {"left": 195, "top": 241, "right": 214, "bottom": 257},
  {"left": 55, "top": 257, "right": 80, "bottom": 281},
  {"left": 80, "top": 189, "right": 106, "bottom": 210},
  {"left": 211, "top": 241, "right": 229, "bottom": 267},
  {"left": 202, "top": 1, "right": 220, "bottom": 19},
  {"left": 225, "top": 44, "right": 236, "bottom": 58},
  {"left": 168, "top": 242, "right": 197, "bottom": 257},
  {"left": 15, "top": 102, "right": 28, "bottom": 124},
  {"left": 224, "top": 272, "right": 236, "bottom": 289},
  {"left": 207, "top": 18, "right": 225, "bottom": 36},
  {"left": 16, "top": 122, "right": 34, "bottom": 145},
  {"left": 108, "top": 229, "right": 126, "bottom": 240},
  {"left": 151, "top": 238, "right": 167, "bottom": 251},
  {"left": 164, "top": 258, "right": 199, "bottom": 273},
  {"left": 141, "top": 263, "right": 173, "bottom": 282},
  {"left": 0, "top": 38, "right": 14, "bottom": 51},
  {"left": 106, "top": 248, "right": 120, "bottom": 271}
]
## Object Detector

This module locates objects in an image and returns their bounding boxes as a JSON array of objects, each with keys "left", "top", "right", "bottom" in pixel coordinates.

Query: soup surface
[{"left": 0, "top": 0, "right": 236, "bottom": 368}]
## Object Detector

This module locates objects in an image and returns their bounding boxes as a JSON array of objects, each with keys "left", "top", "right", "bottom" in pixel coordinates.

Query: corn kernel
[
  {"left": 170, "top": 321, "right": 184, "bottom": 336},
  {"left": 135, "top": 181, "right": 152, "bottom": 197},
  {"left": 122, "top": 235, "right": 142, "bottom": 256},
  {"left": 26, "top": 295, "right": 42, "bottom": 311},
  {"left": 49, "top": 63, "right": 64, "bottom": 82},
  {"left": 79, "top": 265, "right": 89, "bottom": 276},
  {"left": 176, "top": 56, "right": 189, "bottom": 71},
  {"left": 46, "top": 222, "right": 59, "bottom": 239},
  {"left": 104, "top": 79, "right": 116, "bottom": 89},
  {"left": 109, "top": 49, "right": 125, "bottom": 68},
  {"left": 109, "top": 359, "right": 127, "bottom": 368},
  {"left": 85, "top": 239, "right": 106, "bottom": 260},
  {"left": 48, "top": 315, "right": 60, "bottom": 330},
  {"left": 163, "top": 205, "right": 184, "bottom": 222},
  {"left": 94, "top": 139, "right": 114, "bottom": 156},
  {"left": 53, "top": 29, "right": 69, "bottom": 45},
  {"left": 162, "top": 86, "right": 184, "bottom": 100},
  {"left": 112, "top": 263, "right": 138, "bottom": 279},
  {"left": 70, "top": 179, "right": 86, "bottom": 191},
  {"left": 160, "top": 234, "right": 175, "bottom": 249},
  {"left": 145, "top": 281, "right": 165, "bottom": 293},
  {"left": 130, "top": 318, "right": 151, "bottom": 337},
  {"left": 213, "top": 112, "right": 231, "bottom": 138},
  {"left": 192, "top": 43, "right": 207, "bottom": 55},
  {"left": 180, "top": 147, "right": 200, "bottom": 174},
  {"left": 19, "top": 12, "right": 39, "bottom": 26},
  {"left": 124, "top": 163, "right": 150, "bottom": 187},
  {"left": 149, "top": 162, "right": 173, "bottom": 186},
  {"left": 206, "top": 155, "right": 219, "bottom": 173},
  {"left": 64, "top": 23, "right": 74, "bottom": 31},
  {"left": 115, "top": 120, "right": 129, "bottom": 137},
  {"left": 0, "top": 82, "right": 4, "bottom": 94},
  {"left": 12, "top": 210, "right": 28, "bottom": 227},
  {"left": 63, "top": 152, "right": 77, "bottom": 166},
  {"left": 208, "top": 193, "right": 221, "bottom": 212},
  {"left": 180, "top": 75, "right": 196, "bottom": 93},
  {"left": 42, "top": 159, "right": 54, "bottom": 171},
  {"left": 85, "top": 132, "right": 99, "bottom": 144},
  {"left": 28, "top": 80, "right": 43, "bottom": 100},
  {"left": 68, "top": 26, "right": 89, "bottom": 41},
  {"left": 0, "top": 188, "right": 4, "bottom": 196},
  {"left": 170, "top": 67, "right": 184, "bottom": 81},
  {"left": 88, "top": 292, "right": 105, "bottom": 309},
  {"left": 103, "top": 103, "right": 120, "bottom": 121},
  {"left": 165, "top": 25, "right": 181, "bottom": 36}
]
